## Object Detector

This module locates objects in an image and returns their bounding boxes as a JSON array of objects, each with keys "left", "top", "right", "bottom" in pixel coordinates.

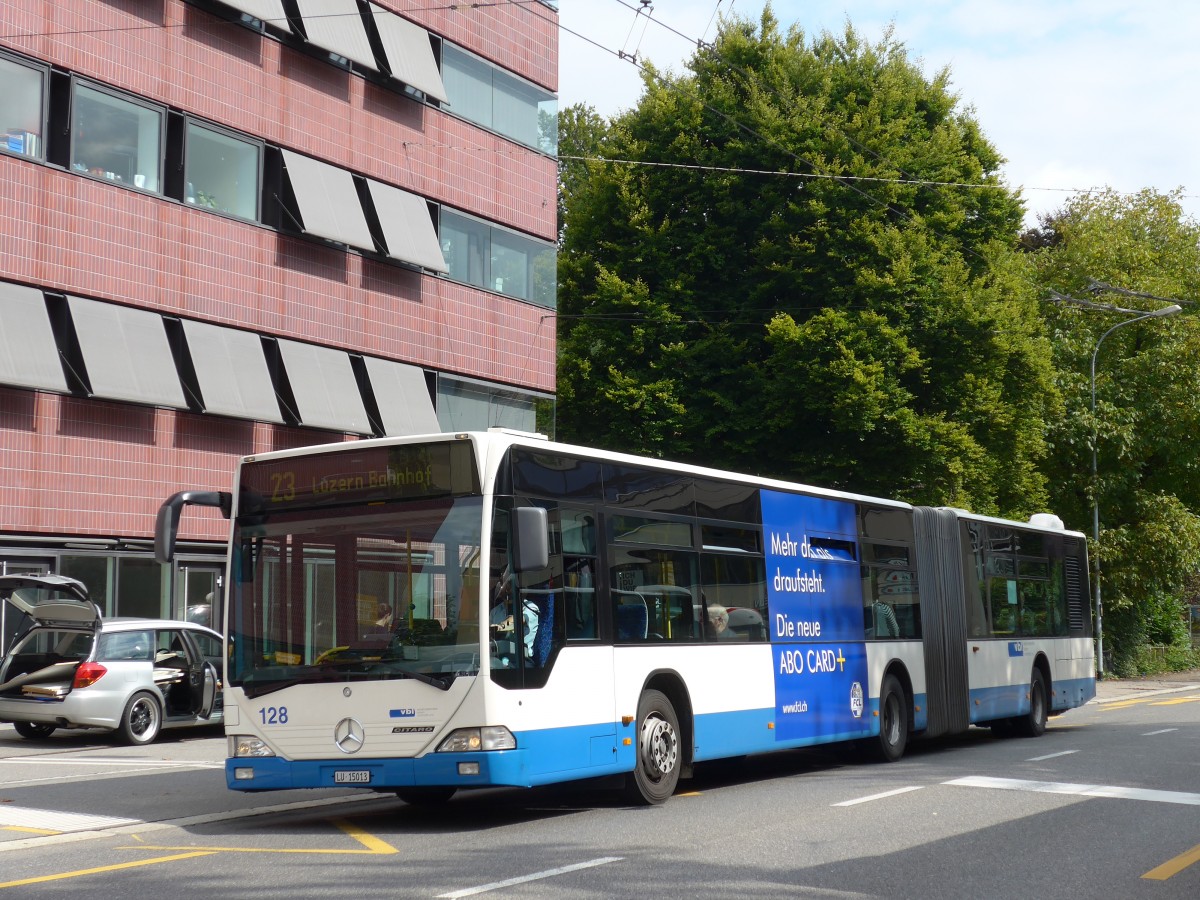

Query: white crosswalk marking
[
  {"left": 946, "top": 775, "right": 1200, "bottom": 806},
  {"left": 0, "top": 806, "right": 142, "bottom": 833}
]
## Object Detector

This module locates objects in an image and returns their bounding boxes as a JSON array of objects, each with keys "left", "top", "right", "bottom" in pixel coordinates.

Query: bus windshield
[{"left": 227, "top": 441, "right": 485, "bottom": 697}]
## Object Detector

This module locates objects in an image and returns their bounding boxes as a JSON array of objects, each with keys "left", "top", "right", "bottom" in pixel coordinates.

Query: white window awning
[
  {"left": 0, "top": 281, "right": 68, "bottom": 393},
  {"left": 66, "top": 297, "right": 186, "bottom": 408},
  {"left": 363, "top": 356, "right": 439, "bottom": 436},
  {"left": 181, "top": 320, "right": 283, "bottom": 423},
  {"left": 219, "top": 0, "right": 292, "bottom": 33},
  {"left": 366, "top": 180, "right": 448, "bottom": 272},
  {"left": 295, "top": 0, "right": 379, "bottom": 71},
  {"left": 368, "top": 4, "right": 448, "bottom": 102},
  {"left": 277, "top": 339, "right": 371, "bottom": 434},
  {"left": 281, "top": 149, "right": 376, "bottom": 251}
]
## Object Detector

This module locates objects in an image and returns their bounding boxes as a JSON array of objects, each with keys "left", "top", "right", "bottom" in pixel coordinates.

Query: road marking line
[
  {"left": 436, "top": 857, "right": 623, "bottom": 898},
  {"left": 831, "top": 786, "right": 924, "bottom": 807},
  {"left": 1142, "top": 728, "right": 1178, "bottom": 736},
  {"left": 947, "top": 776, "right": 1200, "bottom": 806},
  {"left": 333, "top": 818, "right": 400, "bottom": 854},
  {"left": 1143, "top": 843, "right": 1200, "bottom": 881},
  {"left": 1026, "top": 750, "right": 1078, "bottom": 762},
  {"left": 0, "top": 806, "right": 141, "bottom": 833},
  {"left": 0, "top": 792, "right": 390, "bottom": 854},
  {"left": 117, "top": 818, "right": 400, "bottom": 856},
  {"left": 0, "top": 851, "right": 218, "bottom": 890},
  {"left": 1151, "top": 697, "right": 1200, "bottom": 705}
]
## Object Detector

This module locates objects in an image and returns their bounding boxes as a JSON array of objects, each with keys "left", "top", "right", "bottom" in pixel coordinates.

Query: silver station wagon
[{"left": 0, "top": 574, "right": 222, "bottom": 744}]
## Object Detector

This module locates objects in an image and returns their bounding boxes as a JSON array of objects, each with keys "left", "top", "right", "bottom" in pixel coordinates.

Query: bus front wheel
[
  {"left": 872, "top": 674, "right": 908, "bottom": 762},
  {"left": 396, "top": 787, "right": 457, "bottom": 806},
  {"left": 624, "top": 689, "right": 681, "bottom": 805}
]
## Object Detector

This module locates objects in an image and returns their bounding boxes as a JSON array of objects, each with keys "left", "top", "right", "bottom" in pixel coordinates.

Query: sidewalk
[{"left": 1091, "top": 668, "right": 1200, "bottom": 704}]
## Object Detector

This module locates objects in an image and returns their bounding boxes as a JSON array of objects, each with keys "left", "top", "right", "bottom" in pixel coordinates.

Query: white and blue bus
[{"left": 155, "top": 429, "right": 1096, "bottom": 805}]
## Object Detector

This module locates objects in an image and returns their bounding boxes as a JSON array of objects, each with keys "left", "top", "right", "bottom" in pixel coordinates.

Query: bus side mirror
[
  {"left": 155, "top": 491, "right": 231, "bottom": 563},
  {"left": 512, "top": 507, "right": 549, "bottom": 573}
]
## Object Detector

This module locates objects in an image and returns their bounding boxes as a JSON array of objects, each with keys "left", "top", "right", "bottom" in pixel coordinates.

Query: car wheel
[
  {"left": 119, "top": 691, "right": 162, "bottom": 745},
  {"left": 13, "top": 721, "right": 56, "bottom": 740}
]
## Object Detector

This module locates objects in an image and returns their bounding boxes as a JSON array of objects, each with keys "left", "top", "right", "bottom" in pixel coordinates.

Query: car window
[
  {"left": 188, "top": 629, "right": 222, "bottom": 662},
  {"left": 97, "top": 630, "right": 153, "bottom": 661},
  {"left": 7, "top": 628, "right": 93, "bottom": 660},
  {"left": 155, "top": 629, "right": 192, "bottom": 664}
]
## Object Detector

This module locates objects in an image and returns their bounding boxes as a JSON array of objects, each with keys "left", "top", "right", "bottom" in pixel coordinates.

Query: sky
[{"left": 555, "top": 0, "right": 1200, "bottom": 229}]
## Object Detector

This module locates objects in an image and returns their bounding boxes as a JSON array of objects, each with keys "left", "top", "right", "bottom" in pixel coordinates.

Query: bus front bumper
[{"left": 225, "top": 750, "right": 534, "bottom": 792}]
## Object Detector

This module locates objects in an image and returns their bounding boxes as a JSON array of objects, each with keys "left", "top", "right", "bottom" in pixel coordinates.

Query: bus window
[
  {"left": 701, "top": 553, "right": 766, "bottom": 642},
  {"left": 610, "top": 546, "right": 699, "bottom": 642}
]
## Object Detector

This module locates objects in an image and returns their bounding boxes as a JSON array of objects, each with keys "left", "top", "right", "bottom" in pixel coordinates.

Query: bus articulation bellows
[{"left": 155, "top": 430, "right": 1095, "bottom": 805}]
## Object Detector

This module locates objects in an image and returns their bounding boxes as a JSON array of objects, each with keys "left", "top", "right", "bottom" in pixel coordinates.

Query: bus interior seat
[{"left": 614, "top": 594, "right": 648, "bottom": 641}]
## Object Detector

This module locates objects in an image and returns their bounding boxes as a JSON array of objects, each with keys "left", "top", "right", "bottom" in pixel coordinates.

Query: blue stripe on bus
[{"left": 967, "top": 676, "right": 1095, "bottom": 723}]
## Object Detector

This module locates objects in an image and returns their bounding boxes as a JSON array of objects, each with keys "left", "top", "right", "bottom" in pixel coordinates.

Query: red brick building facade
[{"left": 0, "top": 0, "right": 558, "bottom": 635}]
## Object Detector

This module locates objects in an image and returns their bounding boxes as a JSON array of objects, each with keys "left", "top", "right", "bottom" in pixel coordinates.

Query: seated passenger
[{"left": 707, "top": 605, "right": 736, "bottom": 641}]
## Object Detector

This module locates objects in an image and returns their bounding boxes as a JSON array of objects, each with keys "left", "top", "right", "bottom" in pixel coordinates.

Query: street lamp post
[{"left": 1089, "top": 304, "right": 1182, "bottom": 677}]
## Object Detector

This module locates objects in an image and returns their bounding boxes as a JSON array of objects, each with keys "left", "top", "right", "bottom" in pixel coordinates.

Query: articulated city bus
[{"left": 155, "top": 429, "right": 1095, "bottom": 805}]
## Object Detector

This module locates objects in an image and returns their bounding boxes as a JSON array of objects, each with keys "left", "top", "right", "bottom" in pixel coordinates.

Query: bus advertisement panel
[{"left": 762, "top": 490, "right": 871, "bottom": 743}]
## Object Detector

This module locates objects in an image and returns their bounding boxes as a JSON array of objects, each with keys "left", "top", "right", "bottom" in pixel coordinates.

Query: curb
[{"left": 1089, "top": 682, "right": 1200, "bottom": 705}]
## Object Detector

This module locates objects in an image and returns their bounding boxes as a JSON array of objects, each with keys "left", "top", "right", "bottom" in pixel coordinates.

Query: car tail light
[{"left": 72, "top": 662, "right": 107, "bottom": 689}]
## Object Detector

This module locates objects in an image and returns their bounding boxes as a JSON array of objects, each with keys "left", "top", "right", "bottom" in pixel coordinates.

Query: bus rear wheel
[
  {"left": 872, "top": 674, "right": 908, "bottom": 762},
  {"left": 1013, "top": 669, "right": 1048, "bottom": 738},
  {"left": 624, "top": 689, "right": 681, "bottom": 805}
]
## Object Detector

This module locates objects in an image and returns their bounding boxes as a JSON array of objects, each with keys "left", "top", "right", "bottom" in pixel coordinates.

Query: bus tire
[
  {"left": 872, "top": 674, "right": 908, "bottom": 762},
  {"left": 13, "top": 721, "right": 56, "bottom": 739},
  {"left": 119, "top": 692, "right": 162, "bottom": 745},
  {"left": 624, "top": 689, "right": 681, "bottom": 805},
  {"left": 395, "top": 787, "right": 457, "bottom": 806},
  {"left": 1014, "top": 668, "right": 1048, "bottom": 738}
]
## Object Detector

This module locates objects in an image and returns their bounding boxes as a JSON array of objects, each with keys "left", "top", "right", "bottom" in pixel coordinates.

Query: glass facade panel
[
  {"left": 185, "top": 121, "right": 261, "bottom": 220},
  {"left": 0, "top": 55, "right": 44, "bottom": 159},
  {"left": 441, "top": 44, "right": 556, "bottom": 155},
  {"left": 117, "top": 557, "right": 165, "bottom": 618},
  {"left": 71, "top": 83, "right": 162, "bottom": 191},
  {"left": 441, "top": 46, "right": 493, "bottom": 129},
  {"left": 436, "top": 375, "right": 544, "bottom": 434},
  {"left": 440, "top": 211, "right": 488, "bottom": 288},
  {"left": 440, "top": 209, "right": 556, "bottom": 308}
]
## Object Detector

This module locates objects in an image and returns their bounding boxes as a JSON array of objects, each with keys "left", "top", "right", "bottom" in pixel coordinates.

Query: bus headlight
[
  {"left": 229, "top": 735, "right": 276, "bottom": 757},
  {"left": 436, "top": 726, "right": 516, "bottom": 752}
]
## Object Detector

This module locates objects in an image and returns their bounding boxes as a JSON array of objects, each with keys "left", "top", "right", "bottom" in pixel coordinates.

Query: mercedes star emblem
[{"left": 334, "top": 717, "right": 365, "bottom": 754}]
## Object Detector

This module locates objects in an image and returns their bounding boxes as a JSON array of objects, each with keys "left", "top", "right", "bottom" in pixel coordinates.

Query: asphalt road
[{"left": 0, "top": 682, "right": 1197, "bottom": 899}]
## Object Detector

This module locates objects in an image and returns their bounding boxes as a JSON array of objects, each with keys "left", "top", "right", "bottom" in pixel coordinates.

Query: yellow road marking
[
  {"left": 119, "top": 818, "right": 398, "bottom": 856},
  {"left": 0, "top": 819, "right": 397, "bottom": 889},
  {"left": 1102, "top": 695, "right": 1200, "bottom": 711},
  {"left": 1, "top": 826, "right": 57, "bottom": 835},
  {"left": 1143, "top": 843, "right": 1200, "bottom": 880},
  {"left": 0, "top": 852, "right": 218, "bottom": 889}
]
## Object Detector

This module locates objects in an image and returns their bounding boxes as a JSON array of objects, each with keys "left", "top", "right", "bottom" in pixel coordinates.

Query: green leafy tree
[
  {"left": 557, "top": 7, "right": 1055, "bottom": 513},
  {"left": 1030, "top": 188, "right": 1200, "bottom": 672}
]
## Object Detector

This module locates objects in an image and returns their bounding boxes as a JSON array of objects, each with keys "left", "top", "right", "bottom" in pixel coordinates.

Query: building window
[
  {"left": 185, "top": 120, "right": 262, "bottom": 221},
  {"left": 0, "top": 53, "right": 45, "bottom": 159},
  {"left": 441, "top": 44, "right": 557, "bottom": 155},
  {"left": 440, "top": 209, "right": 557, "bottom": 308},
  {"left": 71, "top": 82, "right": 163, "bottom": 192},
  {"left": 436, "top": 375, "right": 554, "bottom": 435}
]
